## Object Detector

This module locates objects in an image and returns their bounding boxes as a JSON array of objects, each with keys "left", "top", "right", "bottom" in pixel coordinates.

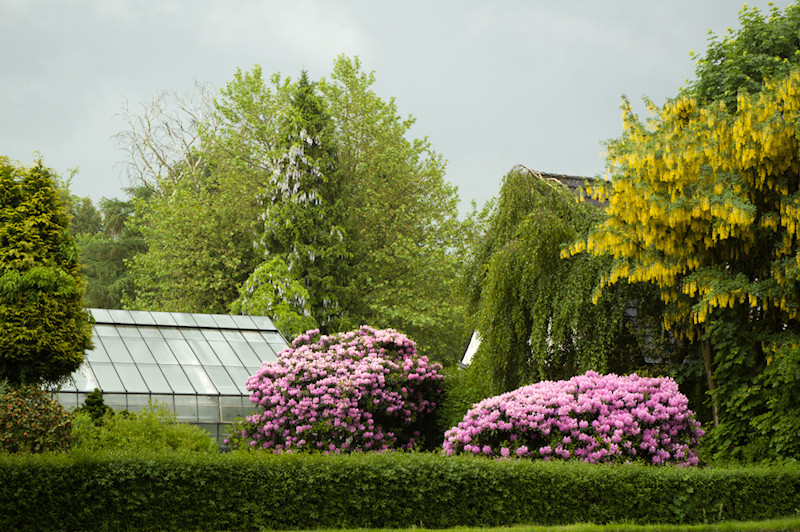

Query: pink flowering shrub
[
  {"left": 228, "top": 326, "right": 443, "bottom": 453},
  {"left": 443, "top": 371, "right": 704, "bottom": 466}
]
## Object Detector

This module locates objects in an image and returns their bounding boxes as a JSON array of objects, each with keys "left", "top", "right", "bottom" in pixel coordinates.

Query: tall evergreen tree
[
  {"left": 0, "top": 157, "right": 92, "bottom": 386},
  {"left": 239, "top": 71, "right": 348, "bottom": 333}
]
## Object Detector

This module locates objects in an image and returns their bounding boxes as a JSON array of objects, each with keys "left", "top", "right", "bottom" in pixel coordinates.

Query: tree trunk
[{"left": 701, "top": 337, "right": 719, "bottom": 427}]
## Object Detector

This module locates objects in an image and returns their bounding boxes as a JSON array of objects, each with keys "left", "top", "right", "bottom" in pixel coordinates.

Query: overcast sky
[{"left": 1, "top": 0, "right": 794, "bottom": 212}]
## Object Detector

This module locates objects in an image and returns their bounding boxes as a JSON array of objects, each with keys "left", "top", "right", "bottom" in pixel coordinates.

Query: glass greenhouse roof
[
  {"left": 61, "top": 309, "right": 288, "bottom": 396},
  {"left": 58, "top": 309, "right": 290, "bottom": 444}
]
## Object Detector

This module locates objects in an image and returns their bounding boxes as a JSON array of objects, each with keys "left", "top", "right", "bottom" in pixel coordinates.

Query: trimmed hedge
[{"left": 1, "top": 451, "right": 799, "bottom": 531}]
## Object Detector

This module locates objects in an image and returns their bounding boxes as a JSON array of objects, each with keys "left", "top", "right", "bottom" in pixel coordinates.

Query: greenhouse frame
[{"left": 57, "top": 308, "right": 289, "bottom": 444}]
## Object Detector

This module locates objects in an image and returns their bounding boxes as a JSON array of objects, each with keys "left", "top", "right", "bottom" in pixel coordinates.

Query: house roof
[{"left": 513, "top": 165, "right": 607, "bottom": 207}]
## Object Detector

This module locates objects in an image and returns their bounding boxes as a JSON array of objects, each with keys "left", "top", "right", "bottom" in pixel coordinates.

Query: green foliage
[
  {"left": 437, "top": 364, "right": 493, "bottom": 433},
  {"left": 73, "top": 388, "right": 112, "bottom": 425},
  {"left": 123, "top": 56, "right": 471, "bottom": 365},
  {"left": 463, "top": 167, "right": 658, "bottom": 397},
  {"left": 125, "top": 157, "right": 262, "bottom": 313},
  {"left": 578, "top": 56, "right": 800, "bottom": 459},
  {"left": 1, "top": 452, "right": 799, "bottom": 530},
  {"left": 69, "top": 195, "right": 147, "bottom": 309},
  {"left": 244, "top": 70, "right": 349, "bottom": 332},
  {"left": 71, "top": 400, "right": 218, "bottom": 454},
  {"left": 0, "top": 385, "right": 72, "bottom": 454},
  {"left": 686, "top": 1, "right": 800, "bottom": 111},
  {"left": 0, "top": 157, "right": 92, "bottom": 386},
  {"left": 230, "top": 257, "right": 317, "bottom": 340}
]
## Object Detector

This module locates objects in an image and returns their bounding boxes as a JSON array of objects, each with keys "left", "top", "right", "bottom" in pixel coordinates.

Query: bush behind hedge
[{"left": 1, "top": 451, "right": 799, "bottom": 531}]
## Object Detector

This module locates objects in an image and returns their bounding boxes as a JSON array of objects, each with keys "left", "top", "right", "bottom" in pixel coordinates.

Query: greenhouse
[{"left": 57, "top": 308, "right": 289, "bottom": 444}]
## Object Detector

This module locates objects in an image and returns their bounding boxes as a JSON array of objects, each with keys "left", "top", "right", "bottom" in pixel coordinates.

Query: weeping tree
[{"left": 463, "top": 166, "right": 658, "bottom": 399}]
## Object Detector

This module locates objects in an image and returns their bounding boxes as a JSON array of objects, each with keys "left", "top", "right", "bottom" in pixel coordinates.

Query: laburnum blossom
[
  {"left": 228, "top": 326, "right": 443, "bottom": 453},
  {"left": 443, "top": 371, "right": 703, "bottom": 466}
]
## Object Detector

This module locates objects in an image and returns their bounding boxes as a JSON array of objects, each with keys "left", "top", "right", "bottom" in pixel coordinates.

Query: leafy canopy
[
  {"left": 122, "top": 56, "right": 471, "bottom": 365},
  {"left": 573, "top": 67, "right": 800, "bottom": 461},
  {"left": 686, "top": 1, "right": 800, "bottom": 111}
]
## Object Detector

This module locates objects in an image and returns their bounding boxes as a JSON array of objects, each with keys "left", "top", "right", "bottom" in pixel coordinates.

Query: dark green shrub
[
  {"left": 0, "top": 384, "right": 72, "bottom": 453},
  {"left": 1, "top": 451, "right": 799, "bottom": 531},
  {"left": 73, "top": 388, "right": 111, "bottom": 424}
]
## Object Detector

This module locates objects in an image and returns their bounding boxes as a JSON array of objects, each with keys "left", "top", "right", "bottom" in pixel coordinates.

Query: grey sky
[{"left": 1, "top": 0, "right": 793, "bottom": 212}]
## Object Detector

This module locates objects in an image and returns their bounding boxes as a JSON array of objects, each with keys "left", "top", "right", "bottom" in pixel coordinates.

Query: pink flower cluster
[
  {"left": 233, "top": 326, "right": 443, "bottom": 453},
  {"left": 443, "top": 371, "right": 704, "bottom": 466}
]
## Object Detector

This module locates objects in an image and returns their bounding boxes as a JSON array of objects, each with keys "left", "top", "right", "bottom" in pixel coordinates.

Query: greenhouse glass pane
[
  {"left": 270, "top": 342, "right": 289, "bottom": 354},
  {"left": 137, "top": 364, "right": 172, "bottom": 393},
  {"left": 179, "top": 328, "right": 204, "bottom": 340},
  {"left": 123, "top": 338, "right": 157, "bottom": 364},
  {"left": 225, "top": 366, "right": 252, "bottom": 394},
  {"left": 241, "top": 330, "right": 264, "bottom": 343},
  {"left": 71, "top": 363, "right": 99, "bottom": 391},
  {"left": 248, "top": 342, "right": 277, "bottom": 363},
  {"left": 91, "top": 363, "right": 125, "bottom": 392},
  {"left": 100, "top": 338, "right": 134, "bottom": 363},
  {"left": 183, "top": 366, "right": 218, "bottom": 394},
  {"left": 211, "top": 314, "right": 236, "bottom": 329},
  {"left": 220, "top": 396, "right": 246, "bottom": 422},
  {"left": 93, "top": 324, "right": 119, "bottom": 337},
  {"left": 261, "top": 331, "right": 289, "bottom": 349},
  {"left": 129, "top": 310, "right": 156, "bottom": 325},
  {"left": 171, "top": 313, "right": 198, "bottom": 327},
  {"left": 151, "top": 394, "right": 174, "bottom": 410},
  {"left": 145, "top": 338, "right": 178, "bottom": 364},
  {"left": 150, "top": 311, "right": 178, "bottom": 327},
  {"left": 126, "top": 394, "right": 151, "bottom": 413},
  {"left": 221, "top": 329, "right": 244, "bottom": 342},
  {"left": 137, "top": 326, "right": 162, "bottom": 339},
  {"left": 115, "top": 363, "right": 149, "bottom": 393},
  {"left": 205, "top": 366, "right": 239, "bottom": 394},
  {"left": 201, "top": 329, "right": 225, "bottom": 342},
  {"left": 160, "top": 328, "right": 183, "bottom": 339},
  {"left": 104, "top": 393, "right": 128, "bottom": 411},
  {"left": 197, "top": 395, "right": 220, "bottom": 422},
  {"left": 229, "top": 341, "right": 262, "bottom": 366},
  {"left": 161, "top": 365, "right": 196, "bottom": 394},
  {"left": 175, "top": 395, "right": 198, "bottom": 421},
  {"left": 196, "top": 423, "right": 219, "bottom": 441},
  {"left": 188, "top": 340, "right": 222, "bottom": 366},
  {"left": 88, "top": 308, "right": 112, "bottom": 323},
  {"left": 116, "top": 325, "right": 142, "bottom": 338},
  {"left": 57, "top": 392, "right": 78, "bottom": 409},
  {"left": 250, "top": 315, "right": 276, "bottom": 329},
  {"left": 192, "top": 314, "right": 217, "bottom": 328},
  {"left": 208, "top": 341, "right": 241, "bottom": 366},
  {"left": 85, "top": 342, "right": 110, "bottom": 363},
  {"left": 230, "top": 315, "right": 257, "bottom": 329},
  {"left": 107, "top": 309, "right": 135, "bottom": 324},
  {"left": 166, "top": 339, "right": 200, "bottom": 365}
]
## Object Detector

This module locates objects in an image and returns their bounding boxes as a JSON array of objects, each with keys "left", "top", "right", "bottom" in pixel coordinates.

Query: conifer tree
[
  {"left": 0, "top": 157, "right": 92, "bottom": 386},
  {"left": 242, "top": 71, "right": 348, "bottom": 333}
]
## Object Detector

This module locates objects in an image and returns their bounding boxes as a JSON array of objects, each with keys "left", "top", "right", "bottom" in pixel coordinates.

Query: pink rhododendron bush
[
  {"left": 228, "top": 326, "right": 443, "bottom": 452},
  {"left": 443, "top": 371, "right": 704, "bottom": 466}
]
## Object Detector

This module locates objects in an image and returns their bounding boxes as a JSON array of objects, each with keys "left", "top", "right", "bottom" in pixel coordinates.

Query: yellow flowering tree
[{"left": 572, "top": 69, "right": 800, "bottom": 460}]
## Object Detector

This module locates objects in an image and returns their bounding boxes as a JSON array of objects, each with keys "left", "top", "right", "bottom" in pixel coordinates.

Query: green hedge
[{"left": 1, "top": 451, "right": 799, "bottom": 531}]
